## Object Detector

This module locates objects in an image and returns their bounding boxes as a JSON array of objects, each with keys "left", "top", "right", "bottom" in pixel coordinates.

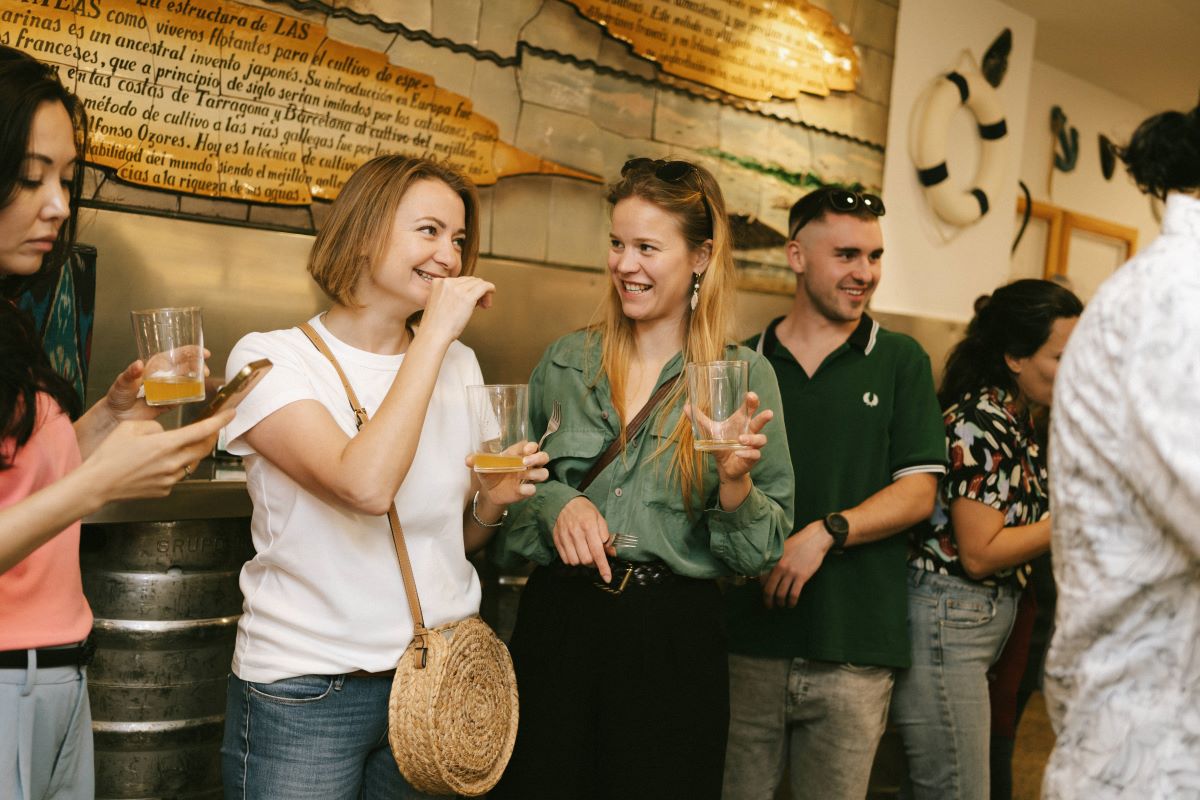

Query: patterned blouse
[{"left": 908, "top": 386, "right": 1048, "bottom": 587}]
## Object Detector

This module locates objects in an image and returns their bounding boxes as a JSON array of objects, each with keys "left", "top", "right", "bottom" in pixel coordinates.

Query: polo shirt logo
[{"left": 863, "top": 391, "right": 880, "bottom": 407}]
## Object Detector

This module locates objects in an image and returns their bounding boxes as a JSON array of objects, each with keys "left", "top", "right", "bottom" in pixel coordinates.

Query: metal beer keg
[{"left": 81, "top": 516, "right": 253, "bottom": 800}]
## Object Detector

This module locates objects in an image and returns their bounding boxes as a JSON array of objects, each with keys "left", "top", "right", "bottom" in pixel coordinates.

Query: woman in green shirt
[{"left": 491, "top": 159, "right": 794, "bottom": 800}]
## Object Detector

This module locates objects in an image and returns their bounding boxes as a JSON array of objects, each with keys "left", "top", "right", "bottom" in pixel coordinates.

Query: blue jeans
[
  {"left": 221, "top": 673, "right": 439, "bottom": 800},
  {"left": 891, "top": 567, "right": 1019, "bottom": 800},
  {"left": 723, "top": 653, "right": 895, "bottom": 800}
]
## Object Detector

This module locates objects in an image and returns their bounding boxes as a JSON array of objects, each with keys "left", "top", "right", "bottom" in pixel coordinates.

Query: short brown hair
[
  {"left": 787, "top": 186, "right": 883, "bottom": 239},
  {"left": 308, "top": 155, "right": 480, "bottom": 307}
]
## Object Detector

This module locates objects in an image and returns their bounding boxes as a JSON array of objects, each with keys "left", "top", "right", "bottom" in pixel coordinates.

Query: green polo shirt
[
  {"left": 492, "top": 330, "right": 795, "bottom": 579},
  {"left": 725, "top": 314, "right": 946, "bottom": 668}
]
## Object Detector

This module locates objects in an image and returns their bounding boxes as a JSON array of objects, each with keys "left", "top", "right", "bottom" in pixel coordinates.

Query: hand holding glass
[
  {"left": 130, "top": 307, "right": 205, "bottom": 406},
  {"left": 686, "top": 361, "right": 749, "bottom": 450},
  {"left": 468, "top": 384, "right": 530, "bottom": 472}
]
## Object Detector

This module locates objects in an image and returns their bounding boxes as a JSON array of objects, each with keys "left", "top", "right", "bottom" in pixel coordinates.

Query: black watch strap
[{"left": 823, "top": 512, "right": 849, "bottom": 553}]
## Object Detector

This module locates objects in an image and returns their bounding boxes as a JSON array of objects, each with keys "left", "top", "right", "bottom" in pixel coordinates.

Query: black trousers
[{"left": 492, "top": 565, "right": 729, "bottom": 800}]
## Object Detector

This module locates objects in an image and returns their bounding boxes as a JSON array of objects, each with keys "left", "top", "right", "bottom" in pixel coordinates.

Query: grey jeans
[{"left": 723, "top": 653, "right": 895, "bottom": 800}]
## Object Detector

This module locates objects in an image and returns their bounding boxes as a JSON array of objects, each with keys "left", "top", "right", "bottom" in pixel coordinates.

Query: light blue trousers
[
  {"left": 1, "top": 657, "right": 93, "bottom": 800},
  {"left": 892, "top": 566, "right": 1019, "bottom": 800}
]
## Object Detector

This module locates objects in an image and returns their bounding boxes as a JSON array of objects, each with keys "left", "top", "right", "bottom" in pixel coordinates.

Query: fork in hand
[
  {"left": 610, "top": 532, "right": 639, "bottom": 549},
  {"left": 536, "top": 400, "right": 561, "bottom": 451}
]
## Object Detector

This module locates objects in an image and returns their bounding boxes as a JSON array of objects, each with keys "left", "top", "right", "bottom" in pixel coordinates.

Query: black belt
[
  {"left": 0, "top": 639, "right": 95, "bottom": 669},
  {"left": 548, "top": 558, "right": 701, "bottom": 595}
]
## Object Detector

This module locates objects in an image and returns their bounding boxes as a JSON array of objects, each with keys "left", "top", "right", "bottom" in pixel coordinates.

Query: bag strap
[
  {"left": 576, "top": 377, "right": 677, "bottom": 493},
  {"left": 297, "top": 322, "right": 431, "bottom": 664}
]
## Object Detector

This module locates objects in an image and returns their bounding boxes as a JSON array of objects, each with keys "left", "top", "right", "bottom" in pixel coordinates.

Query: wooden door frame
[{"left": 1016, "top": 197, "right": 1138, "bottom": 281}]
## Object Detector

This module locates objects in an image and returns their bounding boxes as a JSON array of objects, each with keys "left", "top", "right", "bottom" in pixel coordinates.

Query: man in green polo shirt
[{"left": 722, "top": 187, "right": 947, "bottom": 800}]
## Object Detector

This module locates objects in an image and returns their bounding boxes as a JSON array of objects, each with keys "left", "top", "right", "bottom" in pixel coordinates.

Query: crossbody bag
[{"left": 298, "top": 322, "right": 518, "bottom": 797}]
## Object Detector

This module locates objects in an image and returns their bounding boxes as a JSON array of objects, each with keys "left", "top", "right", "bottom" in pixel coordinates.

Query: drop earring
[{"left": 690, "top": 272, "right": 701, "bottom": 312}]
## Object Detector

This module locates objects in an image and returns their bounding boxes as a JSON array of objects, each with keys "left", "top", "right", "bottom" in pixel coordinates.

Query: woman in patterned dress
[{"left": 890, "top": 279, "right": 1083, "bottom": 799}]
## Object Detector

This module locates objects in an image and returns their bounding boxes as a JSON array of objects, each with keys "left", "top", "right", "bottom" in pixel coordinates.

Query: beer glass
[
  {"left": 467, "top": 384, "right": 529, "bottom": 472},
  {"left": 130, "top": 307, "right": 206, "bottom": 405}
]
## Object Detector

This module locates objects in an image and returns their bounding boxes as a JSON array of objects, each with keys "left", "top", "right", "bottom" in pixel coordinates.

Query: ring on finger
[{"left": 182, "top": 464, "right": 193, "bottom": 479}]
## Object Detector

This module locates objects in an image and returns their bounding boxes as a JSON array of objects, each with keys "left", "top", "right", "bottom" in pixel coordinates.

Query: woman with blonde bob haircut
[
  {"left": 308, "top": 156, "right": 481, "bottom": 310},
  {"left": 492, "top": 158, "right": 794, "bottom": 800},
  {"left": 219, "top": 154, "right": 547, "bottom": 799}
]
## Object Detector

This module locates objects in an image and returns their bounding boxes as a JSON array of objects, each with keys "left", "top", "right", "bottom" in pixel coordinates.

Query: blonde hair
[
  {"left": 592, "top": 159, "right": 737, "bottom": 510},
  {"left": 308, "top": 155, "right": 481, "bottom": 321}
]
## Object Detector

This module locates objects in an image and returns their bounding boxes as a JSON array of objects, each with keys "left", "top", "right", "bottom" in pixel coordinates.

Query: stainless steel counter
[{"left": 83, "top": 460, "right": 251, "bottom": 524}]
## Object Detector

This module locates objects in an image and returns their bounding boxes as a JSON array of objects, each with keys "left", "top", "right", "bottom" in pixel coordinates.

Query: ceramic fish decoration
[
  {"left": 1099, "top": 134, "right": 1117, "bottom": 180},
  {"left": 981, "top": 28, "right": 1012, "bottom": 88}
]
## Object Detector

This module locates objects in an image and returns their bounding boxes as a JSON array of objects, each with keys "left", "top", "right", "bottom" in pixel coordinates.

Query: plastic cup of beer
[
  {"left": 467, "top": 384, "right": 530, "bottom": 473},
  {"left": 686, "top": 360, "right": 749, "bottom": 450},
  {"left": 130, "top": 306, "right": 206, "bottom": 406}
]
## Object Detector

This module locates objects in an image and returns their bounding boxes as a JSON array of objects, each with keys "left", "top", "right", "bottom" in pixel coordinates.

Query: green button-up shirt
[{"left": 493, "top": 330, "right": 794, "bottom": 579}]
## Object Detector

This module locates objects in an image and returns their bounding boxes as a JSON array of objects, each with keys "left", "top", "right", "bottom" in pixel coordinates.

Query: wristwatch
[{"left": 823, "top": 512, "right": 849, "bottom": 554}]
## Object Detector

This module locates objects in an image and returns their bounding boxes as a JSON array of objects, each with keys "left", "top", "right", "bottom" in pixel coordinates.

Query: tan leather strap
[
  {"left": 577, "top": 378, "right": 678, "bottom": 493},
  {"left": 297, "top": 322, "right": 430, "bottom": 652},
  {"left": 298, "top": 323, "right": 368, "bottom": 428}
]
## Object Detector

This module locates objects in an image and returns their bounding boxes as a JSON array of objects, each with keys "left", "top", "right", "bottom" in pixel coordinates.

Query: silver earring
[{"left": 690, "top": 272, "right": 700, "bottom": 312}]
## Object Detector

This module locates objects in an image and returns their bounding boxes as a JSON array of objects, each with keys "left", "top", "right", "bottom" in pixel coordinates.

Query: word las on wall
[{"left": 3, "top": 0, "right": 597, "bottom": 205}]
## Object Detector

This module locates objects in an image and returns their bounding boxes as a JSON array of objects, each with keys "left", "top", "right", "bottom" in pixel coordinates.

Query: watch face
[{"left": 825, "top": 513, "right": 849, "bottom": 536}]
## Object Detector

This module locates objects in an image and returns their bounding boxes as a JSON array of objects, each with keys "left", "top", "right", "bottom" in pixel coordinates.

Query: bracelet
[{"left": 471, "top": 490, "right": 507, "bottom": 528}]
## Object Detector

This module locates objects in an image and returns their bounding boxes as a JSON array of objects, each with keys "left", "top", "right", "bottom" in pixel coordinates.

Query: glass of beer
[
  {"left": 130, "top": 307, "right": 206, "bottom": 406},
  {"left": 686, "top": 360, "right": 749, "bottom": 450},
  {"left": 467, "top": 384, "right": 530, "bottom": 473}
]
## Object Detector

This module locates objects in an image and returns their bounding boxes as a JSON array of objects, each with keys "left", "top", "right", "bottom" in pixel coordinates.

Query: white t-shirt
[{"left": 224, "top": 315, "right": 483, "bottom": 683}]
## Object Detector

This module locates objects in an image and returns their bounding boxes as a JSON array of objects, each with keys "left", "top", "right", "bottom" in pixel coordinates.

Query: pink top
[{"left": 0, "top": 394, "right": 92, "bottom": 650}]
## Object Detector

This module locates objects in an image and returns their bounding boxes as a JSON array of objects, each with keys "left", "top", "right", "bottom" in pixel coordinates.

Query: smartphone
[{"left": 194, "top": 359, "right": 273, "bottom": 421}]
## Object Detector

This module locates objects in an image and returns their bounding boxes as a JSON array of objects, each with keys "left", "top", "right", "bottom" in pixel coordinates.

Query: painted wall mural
[
  {"left": 3, "top": 0, "right": 897, "bottom": 284},
  {"left": 2, "top": 0, "right": 597, "bottom": 205},
  {"left": 322, "top": 0, "right": 860, "bottom": 102},
  {"left": 562, "top": 0, "right": 859, "bottom": 101}
]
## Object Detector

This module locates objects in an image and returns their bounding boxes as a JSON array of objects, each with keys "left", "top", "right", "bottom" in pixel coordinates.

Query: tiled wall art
[{"left": 8, "top": 0, "right": 897, "bottom": 285}]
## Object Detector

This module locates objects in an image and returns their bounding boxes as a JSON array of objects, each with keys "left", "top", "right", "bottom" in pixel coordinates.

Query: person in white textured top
[
  {"left": 1043, "top": 103, "right": 1200, "bottom": 799},
  {"left": 219, "top": 156, "right": 548, "bottom": 800}
]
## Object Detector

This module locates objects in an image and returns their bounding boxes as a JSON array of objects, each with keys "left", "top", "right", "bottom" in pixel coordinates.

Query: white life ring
[{"left": 913, "top": 68, "right": 1009, "bottom": 226}]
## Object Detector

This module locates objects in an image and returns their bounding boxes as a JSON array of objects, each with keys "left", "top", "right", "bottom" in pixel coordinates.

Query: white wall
[
  {"left": 1010, "top": 60, "right": 1161, "bottom": 297},
  {"left": 873, "top": 0, "right": 1036, "bottom": 323}
]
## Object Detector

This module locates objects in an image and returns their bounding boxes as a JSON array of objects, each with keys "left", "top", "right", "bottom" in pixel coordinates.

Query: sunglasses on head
[
  {"left": 621, "top": 157, "right": 699, "bottom": 183},
  {"left": 788, "top": 189, "right": 885, "bottom": 240},
  {"left": 620, "top": 158, "right": 713, "bottom": 232}
]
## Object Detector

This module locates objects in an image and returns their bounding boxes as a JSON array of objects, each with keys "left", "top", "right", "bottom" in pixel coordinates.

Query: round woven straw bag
[{"left": 388, "top": 615, "right": 519, "bottom": 796}]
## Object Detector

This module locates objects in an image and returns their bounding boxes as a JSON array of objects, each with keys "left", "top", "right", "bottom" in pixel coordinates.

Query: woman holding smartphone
[
  {"left": 1, "top": 47, "right": 228, "bottom": 799},
  {"left": 219, "top": 154, "right": 548, "bottom": 799},
  {"left": 491, "top": 158, "right": 794, "bottom": 800}
]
